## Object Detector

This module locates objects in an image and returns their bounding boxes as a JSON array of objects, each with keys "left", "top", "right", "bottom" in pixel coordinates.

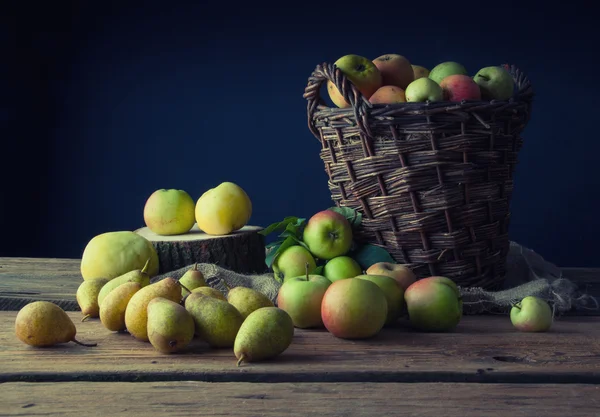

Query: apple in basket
[
  {"left": 369, "top": 85, "right": 407, "bottom": 105},
  {"left": 439, "top": 74, "right": 482, "bottom": 102},
  {"left": 404, "top": 276, "right": 463, "bottom": 332},
  {"left": 428, "top": 61, "right": 468, "bottom": 84},
  {"left": 412, "top": 65, "right": 430, "bottom": 80},
  {"left": 327, "top": 54, "right": 382, "bottom": 108},
  {"left": 405, "top": 77, "right": 443, "bottom": 103},
  {"left": 372, "top": 54, "right": 414, "bottom": 90},
  {"left": 472, "top": 66, "right": 516, "bottom": 100}
]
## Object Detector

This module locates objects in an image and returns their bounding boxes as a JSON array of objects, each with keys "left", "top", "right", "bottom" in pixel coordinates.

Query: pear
[
  {"left": 225, "top": 284, "right": 274, "bottom": 319},
  {"left": 179, "top": 263, "right": 207, "bottom": 297},
  {"left": 97, "top": 259, "right": 152, "bottom": 306},
  {"left": 234, "top": 307, "right": 294, "bottom": 367},
  {"left": 147, "top": 297, "right": 195, "bottom": 353},
  {"left": 190, "top": 286, "right": 226, "bottom": 301},
  {"left": 124, "top": 277, "right": 182, "bottom": 341},
  {"left": 15, "top": 301, "right": 97, "bottom": 348},
  {"left": 76, "top": 277, "right": 109, "bottom": 321},
  {"left": 184, "top": 292, "right": 244, "bottom": 348},
  {"left": 99, "top": 281, "right": 142, "bottom": 332}
]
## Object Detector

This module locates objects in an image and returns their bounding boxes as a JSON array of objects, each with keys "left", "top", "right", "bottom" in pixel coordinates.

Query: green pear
[
  {"left": 76, "top": 277, "right": 109, "bottom": 321},
  {"left": 15, "top": 301, "right": 97, "bottom": 348},
  {"left": 234, "top": 307, "right": 294, "bottom": 366},
  {"left": 355, "top": 274, "right": 405, "bottom": 325},
  {"left": 225, "top": 283, "right": 274, "bottom": 319},
  {"left": 190, "top": 286, "right": 226, "bottom": 301},
  {"left": 179, "top": 263, "right": 207, "bottom": 297},
  {"left": 184, "top": 292, "right": 244, "bottom": 348},
  {"left": 97, "top": 259, "right": 152, "bottom": 306},
  {"left": 124, "top": 277, "right": 182, "bottom": 341},
  {"left": 99, "top": 281, "right": 142, "bottom": 332},
  {"left": 147, "top": 297, "right": 195, "bottom": 353}
]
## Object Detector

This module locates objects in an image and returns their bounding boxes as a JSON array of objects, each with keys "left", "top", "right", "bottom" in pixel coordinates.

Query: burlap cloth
[{"left": 152, "top": 241, "right": 598, "bottom": 316}]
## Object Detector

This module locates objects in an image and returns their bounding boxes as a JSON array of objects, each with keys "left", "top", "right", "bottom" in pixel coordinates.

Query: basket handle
[{"left": 303, "top": 62, "right": 373, "bottom": 141}]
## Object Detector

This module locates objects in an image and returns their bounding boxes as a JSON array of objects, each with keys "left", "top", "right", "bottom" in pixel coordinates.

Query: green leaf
[
  {"left": 350, "top": 243, "right": 395, "bottom": 270},
  {"left": 259, "top": 216, "right": 304, "bottom": 237},
  {"left": 265, "top": 235, "right": 302, "bottom": 269},
  {"left": 314, "top": 265, "right": 325, "bottom": 275},
  {"left": 328, "top": 206, "right": 363, "bottom": 228},
  {"left": 280, "top": 217, "right": 307, "bottom": 240}
]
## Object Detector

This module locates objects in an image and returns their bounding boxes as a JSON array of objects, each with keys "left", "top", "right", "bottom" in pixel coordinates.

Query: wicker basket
[{"left": 303, "top": 63, "right": 534, "bottom": 290}]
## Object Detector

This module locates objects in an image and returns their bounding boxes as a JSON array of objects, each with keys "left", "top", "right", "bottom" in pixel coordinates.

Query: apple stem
[
  {"left": 71, "top": 338, "right": 97, "bottom": 347},
  {"left": 305, "top": 262, "right": 310, "bottom": 281}
]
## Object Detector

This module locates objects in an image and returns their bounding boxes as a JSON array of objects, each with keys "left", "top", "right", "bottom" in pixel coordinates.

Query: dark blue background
[{"left": 4, "top": 1, "right": 598, "bottom": 267}]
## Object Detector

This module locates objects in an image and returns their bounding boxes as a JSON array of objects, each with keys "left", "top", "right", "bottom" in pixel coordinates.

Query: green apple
[
  {"left": 473, "top": 66, "right": 515, "bottom": 100},
  {"left": 405, "top": 78, "right": 443, "bottom": 102},
  {"left": 276, "top": 271, "right": 331, "bottom": 329},
  {"left": 143, "top": 189, "right": 196, "bottom": 235},
  {"left": 327, "top": 54, "right": 382, "bottom": 108},
  {"left": 412, "top": 65, "right": 430, "bottom": 80},
  {"left": 272, "top": 245, "right": 317, "bottom": 283},
  {"left": 302, "top": 210, "right": 353, "bottom": 260},
  {"left": 355, "top": 274, "right": 405, "bottom": 325},
  {"left": 428, "top": 61, "right": 468, "bottom": 84},
  {"left": 321, "top": 278, "right": 388, "bottom": 339},
  {"left": 510, "top": 296, "right": 553, "bottom": 332},
  {"left": 404, "top": 276, "right": 462, "bottom": 332},
  {"left": 323, "top": 256, "right": 362, "bottom": 282},
  {"left": 366, "top": 262, "right": 416, "bottom": 291}
]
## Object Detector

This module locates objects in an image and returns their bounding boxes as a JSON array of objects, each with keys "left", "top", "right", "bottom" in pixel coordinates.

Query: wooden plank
[
  {"left": 1, "top": 312, "right": 599, "bottom": 384},
  {"left": 1, "top": 257, "right": 599, "bottom": 314},
  {"left": 1, "top": 381, "right": 599, "bottom": 417}
]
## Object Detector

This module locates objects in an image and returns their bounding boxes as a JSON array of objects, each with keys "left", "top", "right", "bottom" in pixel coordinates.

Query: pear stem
[
  {"left": 237, "top": 354, "right": 245, "bottom": 367},
  {"left": 193, "top": 263, "right": 198, "bottom": 271},
  {"left": 178, "top": 282, "right": 192, "bottom": 294},
  {"left": 71, "top": 338, "right": 97, "bottom": 347},
  {"left": 141, "top": 258, "right": 151, "bottom": 274},
  {"left": 81, "top": 314, "right": 91, "bottom": 322},
  {"left": 221, "top": 279, "right": 232, "bottom": 291}
]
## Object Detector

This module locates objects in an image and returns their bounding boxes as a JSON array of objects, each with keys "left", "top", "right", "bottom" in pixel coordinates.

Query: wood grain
[
  {"left": 1, "top": 257, "right": 599, "bottom": 313},
  {"left": 1, "top": 311, "right": 598, "bottom": 384},
  {"left": 1, "top": 381, "right": 599, "bottom": 417}
]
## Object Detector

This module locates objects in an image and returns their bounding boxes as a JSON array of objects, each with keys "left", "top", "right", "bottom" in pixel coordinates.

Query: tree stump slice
[{"left": 134, "top": 224, "right": 266, "bottom": 275}]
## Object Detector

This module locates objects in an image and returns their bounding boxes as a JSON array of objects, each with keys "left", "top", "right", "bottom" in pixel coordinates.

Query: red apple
[
  {"left": 372, "top": 54, "right": 414, "bottom": 90},
  {"left": 369, "top": 85, "right": 406, "bottom": 104},
  {"left": 439, "top": 74, "right": 481, "bottom": 102},
  {"left": 404, "top": 276, "right": 462, "bottom": 332},
  {"left": 321, "top": 278, "right": 388, "bottom": 339},
  {"left": 366, "top": 262, "right": 416, "bottom": 291}
]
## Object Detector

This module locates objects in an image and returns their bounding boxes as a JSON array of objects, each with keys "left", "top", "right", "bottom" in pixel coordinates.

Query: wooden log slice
[{"left": 134, "top": 224, "right": 266, "bottom": 275}]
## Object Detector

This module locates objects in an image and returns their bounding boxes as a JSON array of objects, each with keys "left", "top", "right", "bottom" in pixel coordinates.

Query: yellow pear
[
  {"left": 76, "top": 277, "right": 109, "bottom": 321},
  {"left": 99, "top": 281, "right": 142, "bottom": 332},
  {"left": 80, "top": 231, "right": 159, "bottom": 280},
  {"left": 124, "top": 277, "right": 182, "bottom": 341},
  {"left": 225, "top": 284, "right": 274, "bottom": 319},
  {"left": 97, "top": 259, "right": 152, "bottom": 307},
  {"left": 15, "top": 301, "right": 97, "bottom": 348},
  {"left": 195, "top": 182, "right": 252, "bottom": 235},
  {"left": 147, "top": 297, "right": 195, "bottom": 354},
  {"left": 191, "top": 286, "right": 226, "bottom": 301},
  {"left": 179, "top": 263, "right": 207, "bottom": 297}
]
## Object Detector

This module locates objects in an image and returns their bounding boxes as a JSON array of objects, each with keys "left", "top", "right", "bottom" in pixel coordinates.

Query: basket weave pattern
[{"left": 304, "top": 63, "right": 534, "bottom": 290}]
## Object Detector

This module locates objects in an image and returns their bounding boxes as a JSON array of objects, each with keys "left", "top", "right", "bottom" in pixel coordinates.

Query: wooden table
[{"left": 1, "top": 258, "right": 599, "bottom": 416}]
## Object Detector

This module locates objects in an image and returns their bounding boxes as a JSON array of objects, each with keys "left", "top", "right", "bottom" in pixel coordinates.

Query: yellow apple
[
  {"left": 143, "top": 189, "right": 196, "bottom": 235},
  {"left": 412, "top": 65, "right": 430, "bottom": 80},
  {"left": 369, "top": 85, "right": 406, "bottom": 104},
  {"left": 195, "top": 182, "right": 252, "bottom": 235},
  {"left": 327, "top": 54, "right": 382, "bottom": 108},
  {"left": 372, "top": 54, "right": 414, "bottom": 89},
  {"left": 366, "top": 262, "right": 416, "bottom": 291}
]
